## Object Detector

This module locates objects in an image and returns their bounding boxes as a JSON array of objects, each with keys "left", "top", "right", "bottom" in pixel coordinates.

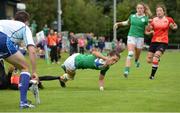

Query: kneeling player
[{"left": 59, "top": 49, "right": 120, "bottom": 91}]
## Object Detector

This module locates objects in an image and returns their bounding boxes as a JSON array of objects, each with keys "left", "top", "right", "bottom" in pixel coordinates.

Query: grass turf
[{"left": 0, "top": 50, "right": 180, "bottom": 112}]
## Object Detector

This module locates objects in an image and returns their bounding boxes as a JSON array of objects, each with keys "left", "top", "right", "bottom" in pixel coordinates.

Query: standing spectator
[
  {"left": 86, "top": 33, "right": 94, "bottom": 52},
  {"left": 31, "top": 20, "right": 37, "bottom": 37},
  {"left": 98, "top": 37, "right": 105, "bottom": 52},
  {"left": 146, "top": 4, "right": 178, "bottom": 80},
  {"left": 78, "top": 36, "right": 86, "bottom": 54},
  {"left": 93, "top": 36, "right": 99, "bottom": 49},
  {"left": 114, "top": 2, "right": 151, "bottom": 78},
  {"left": 69, "top": 32, "right": 78, "bottom": 56},
  {"left": 43, "top": 24, "right": 49, "bottom": 37},
  {"left": 47, "top": 29, "right": 58, "bottom": 64}
]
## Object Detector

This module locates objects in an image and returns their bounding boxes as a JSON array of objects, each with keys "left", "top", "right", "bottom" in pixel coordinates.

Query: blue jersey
[
  {"left": 0, "top": 20, "right": 35, "bottom": 46},
  {"left": 0, "top": 20, "right": 34, "bottom": 58}
]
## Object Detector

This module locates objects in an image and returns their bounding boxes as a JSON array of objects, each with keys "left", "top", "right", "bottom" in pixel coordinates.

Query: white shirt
[{"left": 0, "top": 20, "right": 35, "bottom": 47}]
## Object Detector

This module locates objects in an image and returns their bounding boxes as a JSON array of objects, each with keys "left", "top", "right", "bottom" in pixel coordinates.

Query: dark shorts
[
  {"left": 0, "top": 32, "right": 18, "bottom": 58},
  {"left": 149, "top": 42, "right": 168, "bottom": 53}
]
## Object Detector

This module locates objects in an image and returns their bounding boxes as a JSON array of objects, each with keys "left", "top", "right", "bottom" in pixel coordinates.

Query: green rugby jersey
[
  {"left": 128, "top": 14, "right": 148, "bottom": 38},
  {"left": 75, "top": 54, "right": 109, "bottom": 75}
]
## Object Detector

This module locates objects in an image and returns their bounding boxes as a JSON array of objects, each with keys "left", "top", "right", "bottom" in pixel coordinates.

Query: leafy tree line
[{"left": 22, "top": 0, "right": 179, "bottom": 43}]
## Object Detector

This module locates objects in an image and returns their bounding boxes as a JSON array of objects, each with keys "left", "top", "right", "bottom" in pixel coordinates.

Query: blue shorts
[{"left": 0, "top": 32, "right": 18, "bottom": 58}]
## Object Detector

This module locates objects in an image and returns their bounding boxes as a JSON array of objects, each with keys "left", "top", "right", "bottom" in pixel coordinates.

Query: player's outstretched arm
[
  {"left": 92, "top": 49, "right": 108, "bottom": 61},
  {"left": 114, "top": 19, "right": 129, "bottom": 29}
]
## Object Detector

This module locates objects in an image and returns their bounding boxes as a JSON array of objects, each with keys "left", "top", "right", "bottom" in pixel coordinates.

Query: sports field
[{"left": 0, "top": 50, "right": 180, "bottom": 112}]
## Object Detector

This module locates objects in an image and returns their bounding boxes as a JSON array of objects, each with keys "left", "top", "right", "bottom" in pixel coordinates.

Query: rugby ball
[{"left": 94, "top": 58, "right": 105, "bottom": 69}]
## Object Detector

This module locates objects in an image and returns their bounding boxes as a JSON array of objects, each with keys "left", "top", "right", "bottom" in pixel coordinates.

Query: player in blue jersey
[{"left": 0, "top": 11, "right": 38, "bottom": 108}]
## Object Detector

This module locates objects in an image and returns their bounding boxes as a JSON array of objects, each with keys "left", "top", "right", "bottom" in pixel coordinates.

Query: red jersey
[{"left": 150, "top": 16, "right": 175, "bottom": 44}]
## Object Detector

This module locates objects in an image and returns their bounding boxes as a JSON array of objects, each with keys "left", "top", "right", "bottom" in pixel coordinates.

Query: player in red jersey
[{"left": 145, "top": 4, "right": 178, "bottom": 80}]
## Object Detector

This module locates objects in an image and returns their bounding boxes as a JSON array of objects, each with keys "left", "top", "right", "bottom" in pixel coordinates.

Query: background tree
[
  {"left": 23, "top": 0, "right": 179, "bottom": 43},
  {"left": 24, "top": 0, "right": 56, "bottom": 30}
]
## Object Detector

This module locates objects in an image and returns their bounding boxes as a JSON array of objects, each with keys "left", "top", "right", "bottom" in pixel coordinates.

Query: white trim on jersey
[
  {"left": 63, "top": 53, "right": 80, "bottom": 71},
  {"left": 0, "top": 20, "right": 35, "bottom": 47}
]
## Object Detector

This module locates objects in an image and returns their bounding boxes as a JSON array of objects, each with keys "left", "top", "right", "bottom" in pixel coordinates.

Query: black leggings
[
  {"left": 39, "top": 75, "right": 59, "bottom": 81},
  {"left": 50, "top": 46, "right": 58, "bottom": 62}
]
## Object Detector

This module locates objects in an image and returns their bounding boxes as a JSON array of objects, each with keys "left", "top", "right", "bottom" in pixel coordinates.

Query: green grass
[{"left": 0, "top": 50, "right": 180, "bottom": 112}]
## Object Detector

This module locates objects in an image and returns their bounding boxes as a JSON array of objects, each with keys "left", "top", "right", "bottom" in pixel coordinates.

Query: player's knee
[
  {"left": 147, "top": 59, "right": 152, "bottom": 64},
  {"left": 153, "top": 54, "right": 160, "bottom": 62},
  {"left": 146, "top": 56, "right": 152, "bottom": 64},
  {"left": 127, "top": 51, "right": 134, "bottom": 59}
]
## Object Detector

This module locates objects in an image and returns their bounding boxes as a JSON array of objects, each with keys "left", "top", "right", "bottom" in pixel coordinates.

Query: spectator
[
  {"left": 69, "top": 32, "right": 78, "bottom": 56},
  {"left": 98, "top": 37, "right": 105, "bottom": 52},
  {"left": 78, "top": 36, "right": 86, "bottom": 54},
  {"left": 47, "top": 29, "right": 58, "bottom": 64},
  {"left": 43, "top": 24, "right": 49, "bottom": 37},
  {"left": 86, "top": 33, "right": 94, "bottom": 52},
  {"left": 31, "top": 20, "right": 37, "bottom": 37}
]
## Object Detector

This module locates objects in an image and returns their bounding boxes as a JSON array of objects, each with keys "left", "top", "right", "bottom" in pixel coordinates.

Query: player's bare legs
[
  {"left": 149, "top": 51, "right": 162, "bottom": 79},
  {"left": 124, "top": 43, "right": 135, "bottom": 77},
  {"left": 134, "top": 47, "right": 142, "bottom": 68},
  {"left": 5, "top": 51, "right": 34, "bottom": 108}
]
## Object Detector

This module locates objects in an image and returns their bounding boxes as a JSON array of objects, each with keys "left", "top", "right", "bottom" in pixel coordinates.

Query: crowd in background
[{"left": 34, "top": 24, "right": 123, "bottom": 64}]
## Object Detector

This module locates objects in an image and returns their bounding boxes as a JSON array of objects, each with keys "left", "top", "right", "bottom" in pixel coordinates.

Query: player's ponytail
[{"left": 144, "top": 4, "right": 152, "bottom": 17}]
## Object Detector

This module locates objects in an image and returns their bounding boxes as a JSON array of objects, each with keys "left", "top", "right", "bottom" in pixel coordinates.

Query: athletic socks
[
  {"left": 123, "top": 67, "right": 129, "bottom": 78},
  {"left": 135, "top": 59, "right": 140, "bottom": 68},
  {"left": 150, "top": 66, "right": 158, "bottom": 77},
  {"left": 135, "top": 59, "right": 138, "bottom": 62},
  {"left": 19, "top": 72, "right": 30, "bottom": 105},
  {"left": 150, "top": 60, "right": 159, "bottom": 79},
  {"left": 124, "top": 67, "right": 129, "bottom": 73},
  {"left": 124, "top": 67, "right": 130, "bottom": 75}
]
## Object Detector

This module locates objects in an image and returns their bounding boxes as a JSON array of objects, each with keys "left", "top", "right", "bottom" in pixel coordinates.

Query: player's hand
[
  {"left": 169, "top": 23, "right": 174, "bottom": 29},
  {"left": 149, "top": 30, "right": 154, "bottom": 35},
  {"left": 148, "top": 19, "right": 153, "bottom": 23},
  {"left": 170, "top": 23, "right": 178, "bottom": 30},
  {"left": 113, "top": 23, "right": 118, "bottom": 30},
  {"left": 32, "top": 72, "right": 39, "bottom": 81}
]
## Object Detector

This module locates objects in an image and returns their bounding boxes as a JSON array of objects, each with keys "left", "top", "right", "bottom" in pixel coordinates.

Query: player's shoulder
[
  {"left": 130, "top": 14, "right": 136, "bottom": 18},
  {"left": 144, "top": 15, "right": 149, "bottom": 20},
  {"left": 0, "top": 20, "right": 25, "bottom": 25},
  {"left": 165, "top": 16, "right": 174, "bottom": 21},
  {"left": 166, "top": 16, "right": 173, "bottom": 19}
]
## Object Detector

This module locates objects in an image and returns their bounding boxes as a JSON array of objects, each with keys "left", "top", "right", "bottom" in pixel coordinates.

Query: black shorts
[{"left": 149, "top": 42, "right": 168, "bottom": 53}]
